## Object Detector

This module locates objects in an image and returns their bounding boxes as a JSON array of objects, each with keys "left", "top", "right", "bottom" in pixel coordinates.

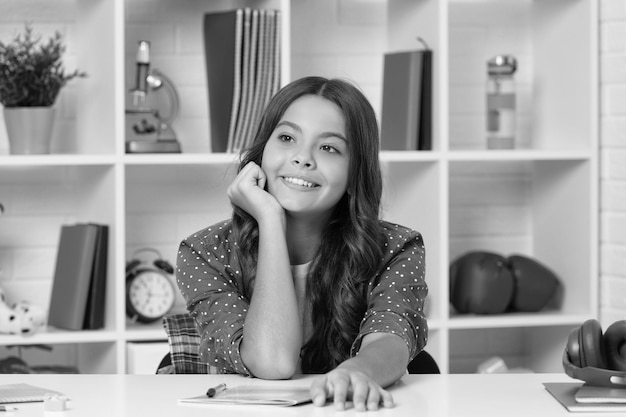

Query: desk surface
[{"left": 2, "top": 373, "right": 587, "bottom": 417}]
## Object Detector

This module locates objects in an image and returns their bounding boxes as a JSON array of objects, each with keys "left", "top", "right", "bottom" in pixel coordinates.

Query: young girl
[{"left": 176, "top": 76, "right": 428, "bottom": 411}]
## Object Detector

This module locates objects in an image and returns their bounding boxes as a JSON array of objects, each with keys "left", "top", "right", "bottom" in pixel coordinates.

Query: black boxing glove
[
  {"left": 507, "top": 254, "right": 561, "bottom": 312},
  {"left": 449, "top": 251, "right": 514, "bottom": 314}
]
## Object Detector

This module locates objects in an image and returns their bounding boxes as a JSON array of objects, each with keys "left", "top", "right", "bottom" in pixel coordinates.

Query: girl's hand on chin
[
  {"left": 227, "top": 162, "right": 283, "bottom": 221},
  {"left": 309, "top": 368, "right": 394, "bottom": 412}
]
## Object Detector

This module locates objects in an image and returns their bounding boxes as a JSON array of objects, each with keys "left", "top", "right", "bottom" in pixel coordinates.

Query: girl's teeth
[{"left": 285, "top": 177, "right": 314, "bottom": 187}]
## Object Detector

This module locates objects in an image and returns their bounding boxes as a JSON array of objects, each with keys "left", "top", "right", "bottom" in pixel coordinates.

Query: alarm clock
[{"left": 125, "top": 248, "right": 176, "bottom": 324}]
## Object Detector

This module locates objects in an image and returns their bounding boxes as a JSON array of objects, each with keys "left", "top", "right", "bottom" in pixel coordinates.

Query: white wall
[{"left": 599, "top": 0, "right": 626, "bottom": 326}]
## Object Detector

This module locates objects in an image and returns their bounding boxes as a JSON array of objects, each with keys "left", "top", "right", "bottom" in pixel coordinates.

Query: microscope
[{"left": 125, "top": 41, "right": 182, "bottom": 153}]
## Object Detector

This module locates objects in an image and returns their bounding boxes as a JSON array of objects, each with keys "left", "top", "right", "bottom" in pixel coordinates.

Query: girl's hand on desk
[
  {"left": 309, "top": 368, "right": 394, "bottom": 411},
  {"left": 227, "top": 162, "right": 283, "bottom": 222}
]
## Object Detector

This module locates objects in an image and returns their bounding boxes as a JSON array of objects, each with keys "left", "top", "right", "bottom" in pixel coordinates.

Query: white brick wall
[{"left": 600, "top": 0, "right": 626, "bottom": 325}]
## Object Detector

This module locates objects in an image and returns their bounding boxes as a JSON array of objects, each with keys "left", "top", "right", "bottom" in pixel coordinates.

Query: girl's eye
[
  {"left": 321, "top": 144, "right": 339, "bottom": 154},
  {"left": 278, "top": 134, "right": 294, "bottom": 143}
]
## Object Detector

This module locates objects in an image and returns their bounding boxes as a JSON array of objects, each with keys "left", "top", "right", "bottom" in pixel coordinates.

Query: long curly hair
[{"left": 232, "top": 76, "right": 385, "bottom": 373}]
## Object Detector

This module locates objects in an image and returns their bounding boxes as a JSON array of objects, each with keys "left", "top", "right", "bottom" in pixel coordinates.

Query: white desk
[{"left": 2, "top": 373, "right": 585, "bottom": 417}]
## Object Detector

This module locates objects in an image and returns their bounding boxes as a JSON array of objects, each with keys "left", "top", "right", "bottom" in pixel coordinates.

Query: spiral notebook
[{"left": 0, "top": 383, "right": 64, "bottom": 404}]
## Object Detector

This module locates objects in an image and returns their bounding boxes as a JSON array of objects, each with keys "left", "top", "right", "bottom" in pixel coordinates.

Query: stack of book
[
  {"left": 203, "top": 8, "right": 281, "bottom": 154},
  {"left": 48, "top": 223, "right": 109, "bottom": 331}
]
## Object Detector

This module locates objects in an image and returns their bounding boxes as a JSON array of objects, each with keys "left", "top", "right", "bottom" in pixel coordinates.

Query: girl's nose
[{"left": 292, "top": 147, "right": 315, "bottom": 168}]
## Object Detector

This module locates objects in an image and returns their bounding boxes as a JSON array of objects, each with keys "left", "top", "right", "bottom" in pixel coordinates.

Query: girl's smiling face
[{"left": 261, "top": 94, "right": 350, "bottom": 221}]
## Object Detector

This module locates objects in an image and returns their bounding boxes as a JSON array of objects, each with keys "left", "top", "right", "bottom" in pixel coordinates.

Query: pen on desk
[
  {"left": 0, "top": 405, "right": 17, "bottom": 412},
  {"left": 206, "top": 383, "right": 227, "bottom": 398}
]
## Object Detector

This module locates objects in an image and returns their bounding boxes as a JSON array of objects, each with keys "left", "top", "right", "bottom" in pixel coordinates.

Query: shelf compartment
[
  {"left": 448, "top": 0, "right": 596, "bottom": 152},
  {"left": 449, "top": 324, "right": 574, "bottom": 373},
  {"left": 0, "top": 0, "right": 120, "bottom": 155},
  {"left": 0, "top": 165, "right": 118, "bottom": 331},
  {"left": 449, "top": 159, "right": 594, "bottom": 317}
]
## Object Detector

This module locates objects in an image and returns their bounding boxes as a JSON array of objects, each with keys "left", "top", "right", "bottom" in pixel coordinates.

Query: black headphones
[
  {"left": 563, "top": 319, "right": 626, "bottom": 387},
  {"left": 125, "top": 248, "right": 174, "bottom": 275}
]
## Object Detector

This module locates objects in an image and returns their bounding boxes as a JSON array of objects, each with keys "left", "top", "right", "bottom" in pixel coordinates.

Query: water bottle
[{"left": 486, "top": 55, "right": 517, "bottom": 149}]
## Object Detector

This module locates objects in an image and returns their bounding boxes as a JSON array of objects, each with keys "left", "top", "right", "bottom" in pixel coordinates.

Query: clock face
[{"left": 128, "top": 270, "right": 175, "bottom": 320}]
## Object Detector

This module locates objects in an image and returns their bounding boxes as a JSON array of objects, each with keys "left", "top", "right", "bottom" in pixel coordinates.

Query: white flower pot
[{"left": 3, "top": 107, "right": 56, "bottom": 154}]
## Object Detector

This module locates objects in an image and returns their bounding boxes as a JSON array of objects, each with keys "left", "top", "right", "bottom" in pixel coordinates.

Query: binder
[
  {"left": 203, "top": 8, "right": 281, "bottom": 153},
  {"left": 48, "top": 223, "right": 108, "bottom": 331},
  {"left": 380, "top": 48, "right": 432, "bottom": 151}
]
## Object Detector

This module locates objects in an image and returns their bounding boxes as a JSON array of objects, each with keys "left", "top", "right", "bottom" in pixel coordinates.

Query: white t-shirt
[{"left": 292, "top": 262, "right": 312, "bottom": 373}]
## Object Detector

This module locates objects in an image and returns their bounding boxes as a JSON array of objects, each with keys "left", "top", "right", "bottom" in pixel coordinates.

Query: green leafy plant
[{"left": 0, "top": 24, "right": 86, "bottom": 107}]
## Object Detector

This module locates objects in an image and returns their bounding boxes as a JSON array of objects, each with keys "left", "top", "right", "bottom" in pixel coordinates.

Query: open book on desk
[{"left": 178, "top": 385, "right": 311, "bottom": 407}]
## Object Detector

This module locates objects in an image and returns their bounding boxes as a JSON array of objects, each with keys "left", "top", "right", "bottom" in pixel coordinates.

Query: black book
[
  {"left": 83, "top": 224, "right": 108, "bottom": 330},
  {"left": 48, "top": 224, "right": 99, "bottom": 330},
  {"left": 380, "top": 48, "right": 432, "bottom": 151},
  {"left": 203, "top": 9, "right": 244, "bottom": 153},
  {"left": 418, "top": 49, "right": 432, "bottom": 151}
]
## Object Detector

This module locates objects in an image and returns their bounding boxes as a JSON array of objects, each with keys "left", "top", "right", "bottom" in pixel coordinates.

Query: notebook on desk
[
  {"left": 178, "top": 385, "right": 311, "bottom": 407},
  {"left": 574, "top": 383, "right": 626, "bottom": 404},
  {"left": 0, "top": 383, "right": 64, "bottom": 404},
  {"left": 544, "top": 382, "right": 626, "bottom": 412}
]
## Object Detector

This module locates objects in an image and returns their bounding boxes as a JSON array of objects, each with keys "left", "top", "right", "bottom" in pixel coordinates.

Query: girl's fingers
[
  {"left": 380, "top": 386, "right": 394, "bottom": 408},
  {"left": 235, "top": 162, "right": 263, "bottom": 188},
  {"left": 244, "top": 162, "right": 264, "bottom": 185},
  {"left": 227, "top": 162, "right": 280, "bottom": 219},
  {"left": 366, "top": 384, "right": 383, "bottom": 411},
  {"left": 350, "top": 378, "right": 372, "bottom": 411},
  {"left": 309, "top": 377, "right": 330, "bottom": 407},
  {"left": 332, "top": 377, "right": 349, "bottom": 411},
  {"left": 310, "top": 370, "right": 395, "bottom": 411}
]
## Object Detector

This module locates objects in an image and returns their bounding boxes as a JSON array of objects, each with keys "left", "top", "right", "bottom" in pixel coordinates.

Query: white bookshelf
[
  {"left": 382, "top": 0, "right": 598, "bottom": 373},
  {"left": 0, "top": 0, "right": 597, "bottom": 374}
]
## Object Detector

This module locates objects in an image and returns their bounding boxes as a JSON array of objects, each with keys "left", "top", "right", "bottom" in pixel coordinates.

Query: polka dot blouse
[{"left": 176, "top": 219, "right": 428, "bottom": 375}]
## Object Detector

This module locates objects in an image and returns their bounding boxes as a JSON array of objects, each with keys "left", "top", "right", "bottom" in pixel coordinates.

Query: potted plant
[{"left": 0, "top": 24, "right": 86, "bottom": 154}]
